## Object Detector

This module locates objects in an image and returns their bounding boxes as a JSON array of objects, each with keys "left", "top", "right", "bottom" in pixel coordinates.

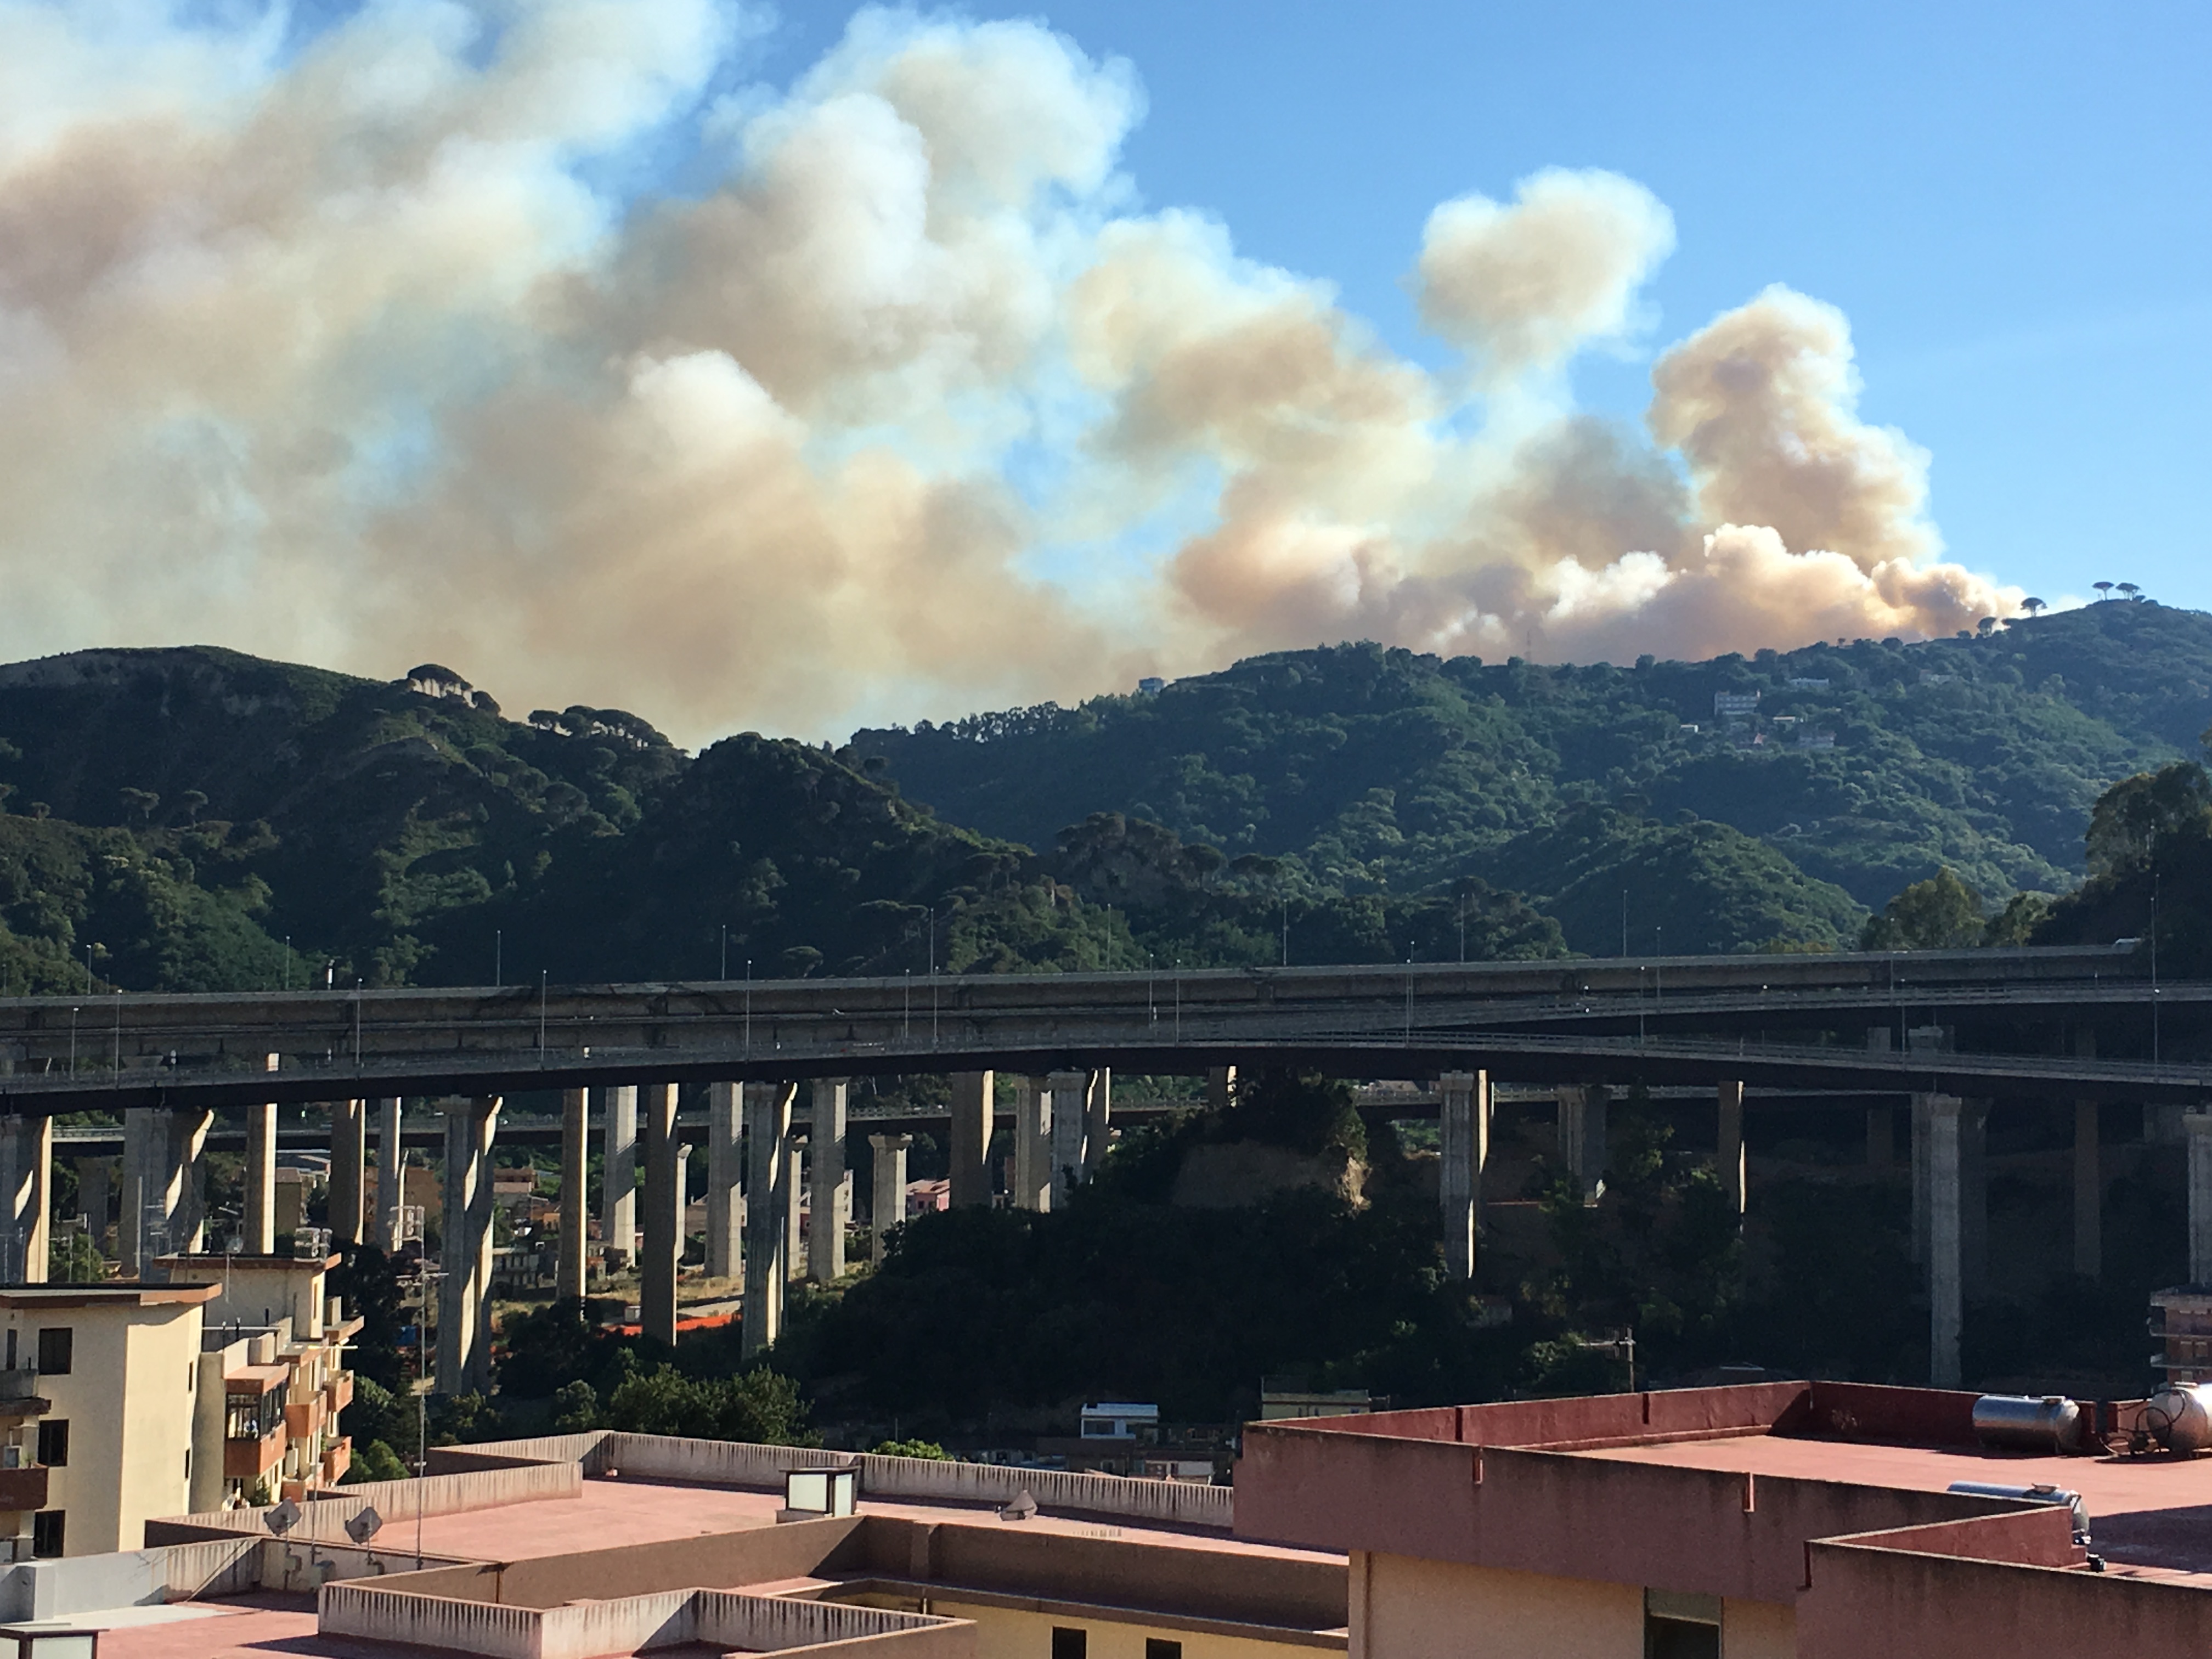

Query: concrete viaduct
[{"left": 0, "top": 943, "right": 2205, "bottom": 1393}]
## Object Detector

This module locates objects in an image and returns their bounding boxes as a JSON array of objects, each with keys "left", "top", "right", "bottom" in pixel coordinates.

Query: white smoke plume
[{"left": 0, "top": 1, "right": 2019, "bottom": 742}]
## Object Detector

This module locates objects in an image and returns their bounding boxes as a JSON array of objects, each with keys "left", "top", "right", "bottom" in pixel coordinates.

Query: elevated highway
[
  {"left": 1, "top": 944, "right": 2202, "bottom": 1396},
  {"left": 0, "top": 944, "right": 2194, "bottom": 1113}
]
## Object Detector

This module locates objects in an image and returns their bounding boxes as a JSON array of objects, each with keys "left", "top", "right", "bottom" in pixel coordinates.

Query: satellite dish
[
  {"left": 996, "top": 1488, "right": 1037, "bottom": 1523},
  {"left": 265, "top": 1499, "right": 303, "bottom": 1537},
  {"left": 344, "top": 1506, "right": 383, "bottom": 1545}
]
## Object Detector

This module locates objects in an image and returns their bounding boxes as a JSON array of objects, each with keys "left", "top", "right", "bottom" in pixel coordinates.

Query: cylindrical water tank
[
  {"left": 1972, "top": 1393, "right": 2087, "bottom": 1454},
  {"left": 2145, "top": 1384, "right": 2212, "bottom": 1453}
]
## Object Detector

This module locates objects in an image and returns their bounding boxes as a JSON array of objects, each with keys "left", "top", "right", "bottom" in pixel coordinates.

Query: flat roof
[
  {"left": 0, "top": 1283, "right": 218, "bottom": 1308},
  {"left": 1578, "top": 1432, "right": 2212, "bottom": 1579},
  {"left": 79, "top": 1592, "right": 447, "bottom": 1659},
  {"left": 156, "top": 1253, "right": 341, "bottom": 1271},
  {"left": 406, "top": 1474, "right": 1334, "bottom": 1567}
]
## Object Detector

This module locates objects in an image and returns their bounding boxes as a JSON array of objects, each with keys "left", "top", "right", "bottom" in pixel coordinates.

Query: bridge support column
[
  {"left": 949, "top": 1072, "right": 994, "bottom": 1208},
  {"left": 162, "top": 1108, "right": 214, "bottom": 1265},
  {"left": 375, "top": 1099, "right": 404, "bottom": 1250},
  {"left": 2150, "top": 1103, "right": 2188, "bottom": 1145},
  {"left": 119, "top": 1110, "right": 151, "bottom": 1276},
  {"left": 1962, "top": 1100, "right": 1989, "bottom": 1299},
  {"left": 1207, "top": 1067, "right": 1237, "bottom": 1110},
  {"left": 1923, "top": 1093, "right": 1963, "bottom": 1389},
  {"left": 75, "top": 1158, "right": 109, "bottom": 1260},
  {"left": 1558, "top": 1087, "right": 1606, "bottom": 1198},
  {"left": 786, "top": 1138, "right": 807, "bottom": 1281},
  {"left": 438, "top": 1095, "right": 500, "bottom": 1393},
  {"left": 1717, "top": 1080, "right": 1746, "bottom": 1221},
  {"left": 1438, "top": 1071, "right": 1485, "bottom": 1280},
  {"left": 1013, "top": 1077, "right": 1050, "bottom": 1212},
  {"left": 1085, "top": 1071, "right": 1113, "bottom": 1176},
  {"left": 1048, "top": 1070, "right": 1090, "bottom": 1205},
  {"left": 810, "top": 1080, "right": 848, "bottom": 1285},
  {"left": 557, "top": 1088, "right": 588, "bottom": 1300},
  {"left": 2188, "top": 1112, "right": 2212, "bottom": 1286},
  {"left": 707, "top": 1083, "right": 742, "bottom": 1282},
  {"left": 2073, "top": 1100, "right": 2102, "bottom": 1279},
  {"left": 1866, "top": 1107, "right": 1893, "bottom": 1168},
  {"left": 870, "top": 1134, "right": 911, "bottom": 1265},
  {"left": 0, "top": 1116, "right": 50, "bottom": 1284},
  {"left": 601, "top": 1086, "right": 636, "bottom": 1274},
  {"left": 245, "top": 1055, "right": 279, "bottom": 1256},
  {"left": 742, "top": 1082, "right": 794, "bottom": 1356},
  {"left": 1910, "top": 1094, "right": 1932, "bottom": 1266},
  {"left": 330, "top": 1099, "right": 366, "bottom": 1248},
  {"left": 640, "top": 1084, "right": 681, "bottom": 1347}
]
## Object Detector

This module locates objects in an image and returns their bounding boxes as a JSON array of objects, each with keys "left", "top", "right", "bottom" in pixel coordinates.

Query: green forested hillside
[
  {"left": 854, "top": 602, "right": 2211, "bottom": 952},
  {"left": 0, "top": 604, "right": 2205, "bottom": 989}
]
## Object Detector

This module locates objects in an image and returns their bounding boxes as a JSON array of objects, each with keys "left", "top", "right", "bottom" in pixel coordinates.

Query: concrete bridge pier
[
  {"left": 949, "top": 1071, "right": 994, "bottom": 1207},
  {"left": 1866, "top": 1107, "right": 1893, "bottom": 1169},
  {"left": 1910, "top": 1094, "right": 1932, "bottom": 1266},
  {"left": 1558, "top": 1087, "right": 1606, "bottom": 1198},
  {"left": 330, "top": 1098, "right": 366, "bottom": 1248},
  {"left": 1085, "top": 1070, "right": 1113, "bottom": 1176},
  {"left": 245, "top": 1054, "right": 279, "bottom": 1256},
  {"left": 1437, "top": 1070, "right": 1486, "bottom": 1280},
  {"left": 706, "top": 1082, "right": 742, "bottom": 1282},
  {"left": 2073, "top": 1100, "right": 2102, "bottom": 1279},
  {"left": 1207, "top": 1066, "right": 1237, "bottom": 1110},
  {"left": 438, "top": 1095, "right": 501, "bottom": 1393},
  {"left": 2187, "top": 1112, "right": 2212, "bottom": 1286},
  {"left": 785, "top": 1137, "right": 806, "bottom": 1282},
  {"left": 164, "top": 1108, "right": 214, "bottom": 1262},
  {"left": 375, "top": 1098, "right": 403, "bottom": 1250},
  {"left": 1963, "top": 1101, "right": 1991, "bottom": 1299},
  {"left": 75, "top": 1158, "right": 109, "bottom": 1259},
  {"left": 742, "top": 1081, "right": 795, "bottom": 1356},
  {"left": 810, "top": 1079, "right": 848, "bottom": 1285},
  {"left": 119, "top": 1110, "right": 150, "bottom": 1274},
  {"left": 640, "top": 1084, "right": 681, "bottom": 1347},
  {"left": 1013, "top": 1076, "right": 1050, "bottom": 1212},
  {"left": 601, "top": 1085, "right": 637, "bottom": 1273},
  {"left": 0, "top": 1116, "right": 50, "bottom": 1283},
  {"left": 557, "top": 1088, "right": 588, "bottom": 1300},
  {"left": 1048, "top": 1070, "right": 1089, "bottom": 1204},
  {"left": 1717, "top": 1080, "right": 1746, "bottom": 1221},
  {"left": 1923, "top": 1093, "right": 1965, "bottom": 1389},
  {"left": 2072, "top": 1031, "right": 2101, "bottom": 1280},
  {"left": 870, "top": 1133, "right": 910, "bottom": 1265}
]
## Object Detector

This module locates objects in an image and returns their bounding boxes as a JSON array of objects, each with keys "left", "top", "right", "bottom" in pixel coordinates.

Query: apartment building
[
  {"left": 157, "top": 1254, "right": 364, "bottom": 1508},
  {"left": 0, "top": 1284, "right": 217, "bottom": 1558}
]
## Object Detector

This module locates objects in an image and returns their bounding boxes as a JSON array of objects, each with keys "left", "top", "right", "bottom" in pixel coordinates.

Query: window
[
  {"left": 1051, "top": 1629, "right": 1087, "bottom": 1659},
  {"left": 30, "top": 1510, "right": 63, "bottom": 1558},
  {"left": 35, "top": 1421, "right": 66, "bottom": 1469},
  {"left": 1146, "top": 1642, "right": 1182, "bottom": 1659},
  {"left": 1644, "top": 1590, "right": 1720, "bottom": 1659},
  {"left": 225, "top": 1385, "right": 285, "bottom": 1442},
  {"left": 35, "top": 1329, "right": 70, "bottom": 1376}
]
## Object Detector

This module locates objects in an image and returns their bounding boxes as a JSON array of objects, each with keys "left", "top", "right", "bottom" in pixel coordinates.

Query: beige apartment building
[
  {"left": 158, "top": 1254, "right": 364, "bottom": 1508},
  {"left": 0, "top": 1284, "right": 217, "bottom": 1558}
]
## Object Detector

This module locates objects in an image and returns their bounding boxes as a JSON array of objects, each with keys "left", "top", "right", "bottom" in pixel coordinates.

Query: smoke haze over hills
[{"left": 0, "top": 1, "right": 2020, "bottom": 743}]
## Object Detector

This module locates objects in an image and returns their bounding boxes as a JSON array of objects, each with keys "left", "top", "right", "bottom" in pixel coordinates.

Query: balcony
[
  {"left": 0, "top": 1466, "right": 48, "bottom": 1512},
  {"left": 0, "top": 1373, "right": 48, "bottom": 1418},
  {"left": 321, "top": 1437, "right": 351, "bottom": 1486},
  {"left": 325, "top": 1372, "right": 353, "bottom": 1414},
  {"left": 224, "top": 1428, "right": 286, "bottom": 1482},
  {"left": 284, "top": 1395, "right": 326, "bottom": 1444}
]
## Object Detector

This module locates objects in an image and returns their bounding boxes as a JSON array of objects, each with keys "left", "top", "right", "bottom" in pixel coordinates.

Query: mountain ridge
[{"left": 0, "top": 603, "right": 2203, "bottom": 987}]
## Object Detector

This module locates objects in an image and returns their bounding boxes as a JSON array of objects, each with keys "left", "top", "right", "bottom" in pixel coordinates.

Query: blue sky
[{"left": 752, "top": 0, "right": 2212, "bottom": 611}]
